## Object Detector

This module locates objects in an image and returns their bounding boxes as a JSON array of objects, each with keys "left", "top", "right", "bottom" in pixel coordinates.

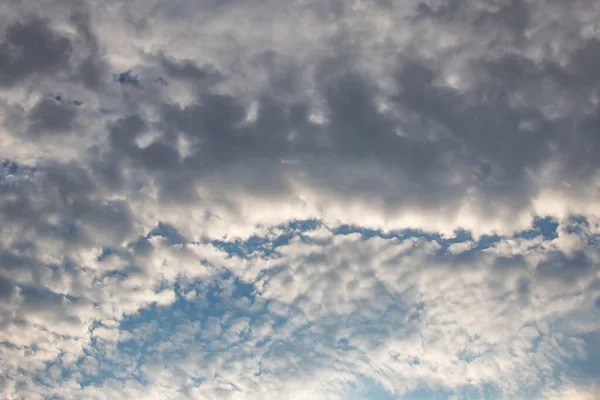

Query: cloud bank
[{"left": 0, "top": 0, "right": 599, "bottom": 398}]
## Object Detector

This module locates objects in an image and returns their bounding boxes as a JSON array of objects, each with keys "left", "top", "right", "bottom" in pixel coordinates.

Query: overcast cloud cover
[{"left": 0, "top": 0, "right": 599, "bottom": 398}]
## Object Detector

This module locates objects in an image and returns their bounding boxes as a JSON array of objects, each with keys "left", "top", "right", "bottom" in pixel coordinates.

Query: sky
[{"left": 0, "top": 0, "right": 599, "bottom": 399}]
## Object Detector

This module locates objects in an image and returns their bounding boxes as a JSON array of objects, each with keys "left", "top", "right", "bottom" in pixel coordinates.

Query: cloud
[
  {"left": 1, "top": 220, "right": 596, "bottom": 399},
  {"left": 0, "top": 0, "right": 599, "bottom": 398},
  {"left": 2, "top": 0, "right": 600, "bottom": 238},
  {"left": 27, "top": 97, "right": 79, "bottom": 135},
  {"left": 0, "top": 17, "right": 72, "bottom": 86}
]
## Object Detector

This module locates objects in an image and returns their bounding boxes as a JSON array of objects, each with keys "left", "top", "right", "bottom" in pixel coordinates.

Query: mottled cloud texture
[{"left": 1, "top": 0, "right": 599, "bottom": 399}]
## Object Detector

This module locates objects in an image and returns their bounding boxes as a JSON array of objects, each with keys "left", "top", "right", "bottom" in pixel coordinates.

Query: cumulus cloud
[
  {"left": 0, "top": 0, "right": 599, "bottom": 398},
  {"left": 3, "top": 223, "right": 595, "bottom": 399}
]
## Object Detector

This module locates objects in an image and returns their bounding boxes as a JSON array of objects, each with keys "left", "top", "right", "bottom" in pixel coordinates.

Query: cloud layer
[{"left": 0, "top": 0, "right": 599, "bottom": 398}]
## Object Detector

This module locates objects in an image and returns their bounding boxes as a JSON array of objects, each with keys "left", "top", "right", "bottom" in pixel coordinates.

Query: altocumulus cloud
[{"left": 0, "top": 0, "right": 599, "bottom": 399}]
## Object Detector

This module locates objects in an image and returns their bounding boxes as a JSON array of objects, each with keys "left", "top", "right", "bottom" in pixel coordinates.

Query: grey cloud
[
  {"left": 535, "top": 249, "right": 593, "bottom": 284},
  {"left": 0, "top": 272, "right": 88, "bottom": 335},
  {"left": 102, "top": 13, "right": 598, "bottom": 222},
  {"left": 159, "top": 54, "right": 222, "bottom": 85},
  {"left": 569, "top": 38, "right": 600, "bottom": 83},
  {"left": 69, "top": 11, "right": 107, "bottom": 88},
  {"left": 108, "top": 114, "right": 147, "bottom": 152},
  {"left": 27, "top": 97, "right": 78, "bottom": 135},
  {"left": 0, "top": 160, "right": 134, "bottom": 251},
  {"left": 254, "top": 51, "right": 306, "bottom": 95},
  {"left": 416, "top": 0, "right": 531, "bottom": 36},
  {"left": 393, "top": 58, "right": 548, "bottom": 179},
  {"left": 75, "top": 0, "right": 595, "bottom": 226},
  {"left": 476, "top": 0, "right": 531, "bottom": 40},
  {"left": 139, "top": 141, "right": 180, "bottom": 170},
  {"left": 0, "top": 17, "right": 72, "bottom": 86},
  {"left": 87, "top": 147, "right": 127, "bottom": 191}
]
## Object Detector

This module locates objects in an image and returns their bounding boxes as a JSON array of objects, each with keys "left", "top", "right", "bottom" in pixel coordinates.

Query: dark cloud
[
  {"left": 27, "top": 97, "right": 78, "bottom": 135},
  {"left": 108, "top": 114, "right": 147, "bottom": 151},
  {"left": 70, "top": 11, "right": 108, "bottom": 89},
  {"left": 0, "top": 160, "right": 134, "bottom": 250},
  {"left": 0, "top": 0, "right": 588, "bottom": 240},
  {"left": 415, "top": 0, "right": 531, "bottom": 37},
  {"left": 254, "top": 51, "right": 305, "bottom": 95},
  {"left": 535, "top": 249, "right": 594, "bottom": 285},
  {"left": 475, "top": 0, "right": 531, "bottom": 40},
  {"left": 0, "top": 273, "right": 86, "bottom": 333},
  {"left": 0, "top": 17, "right": 72, "bottom": 86},
  {"left": 87, "top": 147, "right": 127, "bottom": 191},
  {"left": 139, "top": 141, "right": 180, "bottom": 170},
  {"left": 31, "top": 0, "right": 583, "bottom": 228},
  {"left": 159, "top": 54, "right": 222, "bottom": 84}
]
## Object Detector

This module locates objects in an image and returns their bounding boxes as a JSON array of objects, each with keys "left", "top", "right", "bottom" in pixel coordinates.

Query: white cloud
[{"left": 4, "top": 225, "right": 589, "bottom": 399}]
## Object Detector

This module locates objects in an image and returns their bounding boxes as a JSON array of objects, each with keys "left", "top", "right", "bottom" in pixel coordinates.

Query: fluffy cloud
[
  {"left": 0, "top": 0, "right": 599, "bottom": 398},
  {"left": 2, "top": 220, "right": 597, "bottom": 399}
]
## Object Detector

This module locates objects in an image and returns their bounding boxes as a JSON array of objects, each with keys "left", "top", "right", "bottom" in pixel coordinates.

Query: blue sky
[{"left": 1, "top": 1, "right": 600, "bottom": 399}]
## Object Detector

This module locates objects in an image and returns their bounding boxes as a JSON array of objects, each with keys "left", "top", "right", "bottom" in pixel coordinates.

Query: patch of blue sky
[
  {"left": 343, "top": 378, "right": 395, "bottom": 400},
  {"left": 343, "top": 377, "right": 441, "bottom": 400},
  {"left": 212, "top": 236, "right": 269, "bottom": 258},
  {"left": 117, "top": 274, "right": 262, "bottom": 350},
  {"left": 219, "top": 270, "right": 255, "bottom": 299},
  {"left": 212, "top": 218, "right": 321, "bottom": 257},
  {"left": 1, "top": 158, "right": 38, "bottom": 177},
  {"left": 211, "top": 217, "right": 562, "bottom": 259},
  {"left": 96, "top": 247, "right": 114, "bottom": 261},
  {"left": 516, "top": 216, "right": 559, "bottom": 240},
  {"left": 450, "top": 384, "right": 505, "bottom": 400},
  {"left": 116, "top": 70, "right": 141, "bottom": 87},
  {"left": 1, "top": 159, "right": 18, "bottom": 175},
  {"left": 345, "top": 378, "right": 507, "bottom": 400},
  {"left": 100, "top": 217, "right": 568, "bottom": 268},
  {"left": 532, "top": 325, "right": 600, "bottom": 390},
  {"left": 333, "top": 220, "right": 560, "bottom": 252},
  {"left": 60, "top": 271, "right": 298, "bottom": 391},
  {"left": 53, "top": 93, "right": 83, "bottom": 106},
  {"left": 571, "top": 332, "right": 600, "bottom": 382}
]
